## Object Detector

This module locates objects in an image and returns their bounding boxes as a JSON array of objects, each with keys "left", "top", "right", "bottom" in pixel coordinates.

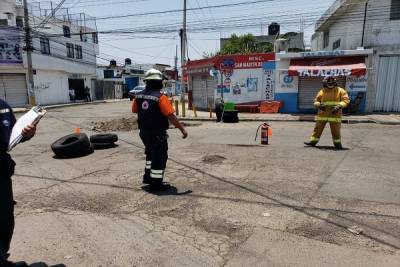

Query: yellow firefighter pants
[{"left": 310, "top": 121, "right": 342, "bottom": 144}]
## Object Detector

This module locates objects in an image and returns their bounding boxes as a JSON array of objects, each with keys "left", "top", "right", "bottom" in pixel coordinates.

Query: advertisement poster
[
  {"left": 247, "top": 78, "right": 258, "bottom": 92},
  {"left": 0, "top": 30, "right": 23, "bottom": 64}
]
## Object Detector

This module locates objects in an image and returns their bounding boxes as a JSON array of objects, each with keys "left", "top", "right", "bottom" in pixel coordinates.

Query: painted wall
[
  {"left": 275, "top": 58, "right": 299, "bottom": 113},
  {"left": 217, "top": 68, "right": 266, "bottom": 103},
  {"left": 214, "top": 53, "right": 276, "bottom": 104},
  {"left": 0, "top": 27, "right": 23, "bottom": 64},
  {"left": 34, "top": 70, "right": 70, "bottom": 105}
]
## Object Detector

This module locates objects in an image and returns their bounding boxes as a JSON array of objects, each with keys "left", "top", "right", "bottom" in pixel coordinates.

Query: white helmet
[{"left": 144, "top": 68, "right": 163, "bottom": 81}]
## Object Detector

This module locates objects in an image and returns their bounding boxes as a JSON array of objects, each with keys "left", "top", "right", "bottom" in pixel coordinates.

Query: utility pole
[
  {"left": 361, "top": 1, "right": 368, "bottom": 47},
  {"left": 23, "top": 0, "right": 35, "bottom": 105},
  {"left": 180, "top": 0, "right": 187, "bottom": 101}
]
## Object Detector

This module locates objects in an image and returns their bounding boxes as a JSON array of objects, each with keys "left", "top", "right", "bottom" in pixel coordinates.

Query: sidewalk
[
  {"left": 12, "top": 99, "right": 130, "bottom": 114},
  {"left": 12, "top": 99, "right": 400, "bottom": 125},
  {"left": 177, "top": 108, "right": 400, "bottom": 125}
]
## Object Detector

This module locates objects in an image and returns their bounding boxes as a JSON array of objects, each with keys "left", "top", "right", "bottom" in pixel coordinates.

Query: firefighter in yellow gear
[{"left": 304, "top": 76, "right": 350, "bottom": 149}]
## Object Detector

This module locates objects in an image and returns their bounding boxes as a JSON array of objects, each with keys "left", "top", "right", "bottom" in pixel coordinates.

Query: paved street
[{"left": 9, "top": 101, "right": 400, "bottom": 266}]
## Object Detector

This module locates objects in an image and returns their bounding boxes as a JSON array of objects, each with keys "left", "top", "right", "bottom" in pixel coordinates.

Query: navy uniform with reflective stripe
[
  {"left": 135, "top": 89, "right": 169, "bottom": 185},
  {"left": 0, "top": 99, "right": 17, "bottom": 263},
  {"left": 135, "top": 89, "right": 169, "bottom": 132}
]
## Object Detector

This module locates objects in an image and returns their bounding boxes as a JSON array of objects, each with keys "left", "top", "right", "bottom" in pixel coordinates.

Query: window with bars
[
  {"left": 63, "top": 25, "right": 71, "bottom": 38},
  {"left": 66, "top": 43, "right": 74, "bottom": 58},
  {"left": 75, "top": 45, "right": 83, "bottom": 59},
  {"left": 333, "top": 39, "right": 341, "bottom": 50},
  {"left": 391, "top": 0, "right": 400, "bottom": 20},
  {"left": 92, "top": 32, "right": 98, "bottom": 44},
  {"left": 323, "top": 31, "right": 329, "bottom": 48},
  {"left": 40, "top": 37, "right": 50, "bottom": 55}
]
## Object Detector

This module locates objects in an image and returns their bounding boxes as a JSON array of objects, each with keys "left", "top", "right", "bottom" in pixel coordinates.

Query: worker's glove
[
  {"left": 316, "top": 103, "right": 326, "bottom": 111},
  {"left": 332, "top": 105, "right": 342, "bottom": 114}
]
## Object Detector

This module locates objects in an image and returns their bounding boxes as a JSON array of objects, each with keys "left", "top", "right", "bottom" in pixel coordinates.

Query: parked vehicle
[
  {"left": 162, "top": 87, "right": 173, "bottom": 97},
  {"left": 128, "top": 85, "right": 145, "bottom": 100}
]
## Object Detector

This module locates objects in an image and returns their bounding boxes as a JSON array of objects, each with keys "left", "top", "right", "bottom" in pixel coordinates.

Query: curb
[
  {"left": 13, "top": 99, "right": 129, "bottom": 114},
  {"left": 177, "top": 117, "right": 386, "bottom": 124}
]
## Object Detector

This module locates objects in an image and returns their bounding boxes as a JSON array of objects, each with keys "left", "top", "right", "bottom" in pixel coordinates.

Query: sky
[{"left": 42, "top": 0, "right": 337, "bottom": 67}]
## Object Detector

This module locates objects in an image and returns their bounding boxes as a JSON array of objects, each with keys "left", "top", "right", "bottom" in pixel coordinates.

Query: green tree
[{"left": 219, "top": 34, "right": 273, "bottom": 55}]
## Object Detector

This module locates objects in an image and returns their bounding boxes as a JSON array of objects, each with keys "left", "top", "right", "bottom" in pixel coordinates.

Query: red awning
[{"left": 288, "top": 56, "right": 367, "bottom": 77}]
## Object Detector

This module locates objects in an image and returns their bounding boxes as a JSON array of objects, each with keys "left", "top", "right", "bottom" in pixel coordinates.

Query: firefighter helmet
[
  {"left": 323, "top": 76, "right": 337, "bottom": 87},
  {"left": 144, "top": 68, "right": 163, "bottom": 81}
]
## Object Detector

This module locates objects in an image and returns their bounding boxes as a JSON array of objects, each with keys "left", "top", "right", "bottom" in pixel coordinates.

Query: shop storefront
[
  {"left": 186, "top": 53, "right": 276, "bottom": 110},
  {"left": 276, "top": 50, "right": 373, "bottom": 113},
  {"left": 185, "top": 58, "right": 216, "bottom": 110}
]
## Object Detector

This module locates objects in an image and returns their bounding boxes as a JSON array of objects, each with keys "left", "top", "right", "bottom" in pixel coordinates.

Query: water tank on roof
[
  {"left": 275, "top": 39, "right": 288, "bottom": 52},
  {"left": 125, "top": 58, "right": 132, "bottom": 66},
  {"left": 110, "top": 60, "right": 117, "bottom": 66},
  {"left": 268, "top": 22, "right": 280, "bottom": 36}
]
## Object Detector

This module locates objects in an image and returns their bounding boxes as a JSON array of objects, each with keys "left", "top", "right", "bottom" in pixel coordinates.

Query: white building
[
  {"left": 0, "top": 0, "right": 99, "bottom": 107},
  {"left": 96, "top": 59, "right": 146, "bottom": 100},
  {"left": 311, "top": 0, "right": 400, "bottom": 112}
]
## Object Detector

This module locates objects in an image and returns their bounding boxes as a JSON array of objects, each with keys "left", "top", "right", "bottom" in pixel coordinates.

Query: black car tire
[
  {"left": 90, "top": 133, "right": 118, "bottom": 144},
  {"left": 51, "top": 133, "right": 92, "bottom": 158},
  {"left": 93, "top": 142, "right": 117, "bottom": 150},
  {"left": 222, "top": 111, "right": 239, "bottom": 123}
]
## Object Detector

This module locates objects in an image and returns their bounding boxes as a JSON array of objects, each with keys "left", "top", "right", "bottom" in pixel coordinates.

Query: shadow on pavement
[
  {"left": 316, "top": 146, "right": 350, "bottom": 151},
  {"left": 303, "top": 145, "right": 350, "bottom": 151},
  {"left": 30, "top": 263, "right": 66, "bottom": 267},
  {"left": 141, "top": 185, "right": 192, "bottom": 196}
]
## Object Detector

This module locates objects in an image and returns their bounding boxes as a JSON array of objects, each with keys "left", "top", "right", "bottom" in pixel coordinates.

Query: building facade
[
  {"left": 275, "top": 49, "right": 373, "bottom": 113},
  {"left": 0, "top": 0, "right": 99, "bottom": 107},
  {"left": 96, "top": 60, "right": 146, "bottom": 100},
  {"left": 311, "top": 0, "right": 400, "bottom": 112},
  {"left": 186, "top": 53, "right": 276, "bottom": 110}
]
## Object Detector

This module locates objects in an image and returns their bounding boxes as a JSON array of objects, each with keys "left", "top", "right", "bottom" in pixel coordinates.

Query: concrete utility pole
[
  {"left": 23, "top": 0, "right": 35, "bottom": 105},
  {"left": 361, "top": 0, "right": 369, "bottom": 47},
  {"left": 180, "top": 0, "right": 187, "bottom": 101}
]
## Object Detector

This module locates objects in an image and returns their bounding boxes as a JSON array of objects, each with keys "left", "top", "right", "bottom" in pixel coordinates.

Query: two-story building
[
  {"left": 311, "top": 0, "right": 400, "bottom": 112},
  {"left": 0, "top": 0, "right": 99, "bottom": 107}
]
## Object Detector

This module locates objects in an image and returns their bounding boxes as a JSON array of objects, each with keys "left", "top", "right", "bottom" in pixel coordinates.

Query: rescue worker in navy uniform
[
  {"left": 215, "top": 98, "right": 224, "bottom": 122},
  {"left": 132, "top": 69, "right": 188, "bottom": 191},
  {"left": 1, "top": 99, "right": 36, "bottom": 267}
]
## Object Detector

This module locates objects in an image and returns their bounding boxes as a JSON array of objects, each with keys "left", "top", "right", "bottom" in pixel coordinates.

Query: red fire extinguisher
[{"left": 255, "top": 123, "right": 272, "bottom": 145}]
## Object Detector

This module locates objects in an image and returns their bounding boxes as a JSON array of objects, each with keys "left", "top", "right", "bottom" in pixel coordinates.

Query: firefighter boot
[
  {"left": 304, "top": 141, "right": 317, "bottom": 147},
  {"left": 334, "top": 143, "right": 343, "bottom": 150}
]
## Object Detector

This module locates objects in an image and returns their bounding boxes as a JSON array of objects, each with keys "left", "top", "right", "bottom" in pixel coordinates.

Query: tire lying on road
[
  {"left": 92, "top": 142, "right": 117, "bottom": 150},
  {"left": 90, "top": 133, "right": 118, "bottom": 144},
  {"left": 51, "top": 133, "right": 94, "bottom": 158},
  {"left": 222, "top": 111, "right": 239, "bottom": 123}
]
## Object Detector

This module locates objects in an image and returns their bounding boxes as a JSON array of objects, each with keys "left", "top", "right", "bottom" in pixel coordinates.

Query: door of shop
[
  {"left": 375, "top": 56, "right": 400, "bottom": 112},
  {"left": 68, "top": 78, "right": 85, "bottom": 100},
  {"left": 0, "top": 74, "right": 28, "bottom": 107},
  {"left": 298, "top": 76, "right": 346, "bottom": 110}
]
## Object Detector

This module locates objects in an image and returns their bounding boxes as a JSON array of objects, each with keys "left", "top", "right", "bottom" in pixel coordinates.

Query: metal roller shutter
[
  {"left": 298, "top": 76, "right": 345, "bottom": 110},
  {"left": 192, "top": 76, "right": 205, "bottom": 109},
  {"left": 0, "top": 74, "right": 28, "bottom": 107},
  {"left": 206, "top": 76, "right": 216, "bottom": 108},
  {"left": 375, "top": 56, "right": 400, "bottom": 112}
]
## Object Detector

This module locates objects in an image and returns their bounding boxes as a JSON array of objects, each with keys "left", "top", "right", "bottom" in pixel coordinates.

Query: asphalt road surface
[{"left": 9, "top": 101, "right": 400, "bottom": 266}]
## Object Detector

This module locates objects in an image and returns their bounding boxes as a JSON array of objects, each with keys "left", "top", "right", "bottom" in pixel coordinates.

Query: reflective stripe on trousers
[
  {"left": 145, "top": 161, "right": 151, "bottom": 170},
  {"left": 150, "top": 169, "right": 164, "bottom": 179},
  {"left": 316, "top": 116, "right": 342, "bottom": 123},
  {"left": 310, "top": 121, "right": 342, "bottom": 144}
]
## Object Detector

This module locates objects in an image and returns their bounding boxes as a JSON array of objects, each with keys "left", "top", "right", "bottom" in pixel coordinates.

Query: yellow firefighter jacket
[{"left": 314, "top": 86, "right": 350, "bottom": 123}]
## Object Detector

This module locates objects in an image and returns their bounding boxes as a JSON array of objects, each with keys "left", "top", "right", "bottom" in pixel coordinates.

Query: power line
[{"left": 93, "top": 0, "right": 287, "bottom": 21}]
